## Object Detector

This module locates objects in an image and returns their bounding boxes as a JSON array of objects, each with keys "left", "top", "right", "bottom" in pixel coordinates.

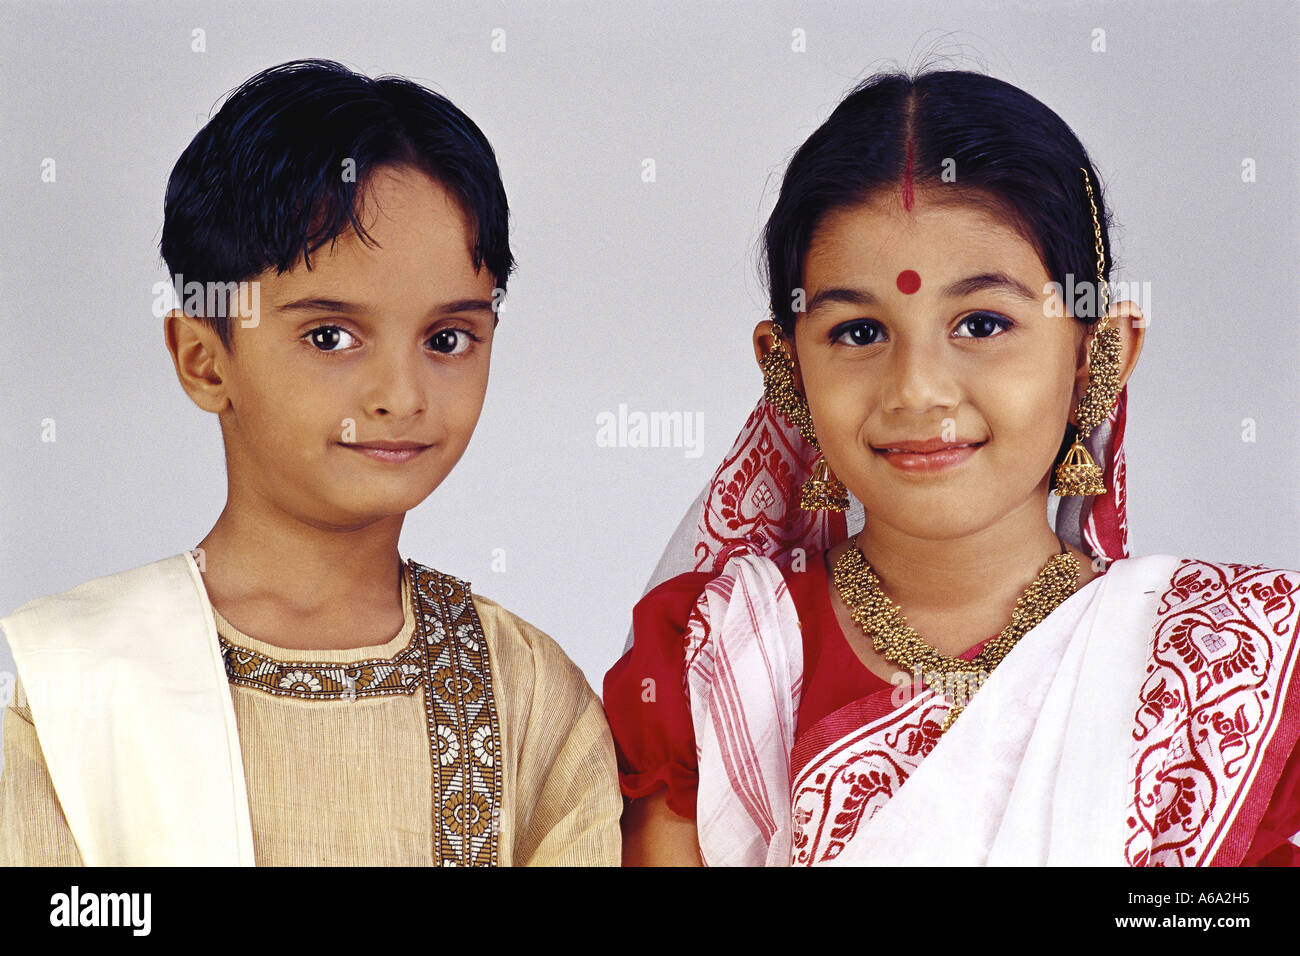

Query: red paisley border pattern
[
  {"left": 695, "top": 397, "right": 845, "bottom": 574},
  {"left": 790, "top": 693, "right": 949, "bottom": 865},
  {"left": 1125, "top": 560, "right": 1300, "bottom": 866}
]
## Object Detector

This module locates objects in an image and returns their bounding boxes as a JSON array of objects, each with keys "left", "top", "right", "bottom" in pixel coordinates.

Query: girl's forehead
[
  {"left": 807, "top": 199, "right": 1045, "bottom": 280},
  {"left": 820, "top": 188, "right": 1030, "bottom": 241}
]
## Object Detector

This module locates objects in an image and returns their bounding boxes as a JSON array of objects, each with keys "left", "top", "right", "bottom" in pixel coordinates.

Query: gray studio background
[{"left": 2, "top": 0, "right": 1297, "bottom": 722}]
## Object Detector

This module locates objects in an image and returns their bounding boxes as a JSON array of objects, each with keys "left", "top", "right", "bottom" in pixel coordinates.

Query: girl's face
[{"left": 789, "top": 187, "right": 1091, "bottom": 541}]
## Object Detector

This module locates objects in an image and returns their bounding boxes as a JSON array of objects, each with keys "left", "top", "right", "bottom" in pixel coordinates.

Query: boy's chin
[{"left": 308, "top": 482, "right": 445, "bottom": 526}]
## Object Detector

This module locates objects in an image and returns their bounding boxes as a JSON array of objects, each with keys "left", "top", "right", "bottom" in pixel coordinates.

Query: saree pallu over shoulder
[
  {"left": 684, "top": 552, "right": 803, "bottom": 866},
  {"left": 1, "top": 552, "right": 506, "bottom": 866}
]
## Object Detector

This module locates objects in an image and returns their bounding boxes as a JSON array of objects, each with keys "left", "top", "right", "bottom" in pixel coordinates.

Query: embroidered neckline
[
  {"left": 217, "top": 561, "right": 419, "bottom": 699},
  {"left": 216, "top": 558, "right": 505, "bottom": 865}
]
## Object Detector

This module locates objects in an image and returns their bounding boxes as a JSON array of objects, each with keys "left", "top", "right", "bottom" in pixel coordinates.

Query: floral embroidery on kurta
[{"left": 217, "top": 560, "right": 504, "bottom": 866}]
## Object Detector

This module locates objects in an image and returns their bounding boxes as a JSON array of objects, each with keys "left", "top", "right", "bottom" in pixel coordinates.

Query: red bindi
[{"left": 896, "top": 269, "right": 921, "bottom": 295}]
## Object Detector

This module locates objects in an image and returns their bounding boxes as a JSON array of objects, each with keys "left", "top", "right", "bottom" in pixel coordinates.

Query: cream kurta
[{"left": 0, "top": 563, "right": 621, "bottom": 866}]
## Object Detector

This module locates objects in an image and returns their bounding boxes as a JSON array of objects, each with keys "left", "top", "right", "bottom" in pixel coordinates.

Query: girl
[{"left": 604, "top": 69, "right": 1300, "bottom": 866}]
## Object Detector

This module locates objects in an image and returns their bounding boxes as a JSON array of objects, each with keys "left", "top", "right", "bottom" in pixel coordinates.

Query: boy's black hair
[
  {"left": 161, "top": 58, "right": 514, "bottom": 350},
  {"left": 763, "top": 68, "right": 1117, "bottom": 485}
]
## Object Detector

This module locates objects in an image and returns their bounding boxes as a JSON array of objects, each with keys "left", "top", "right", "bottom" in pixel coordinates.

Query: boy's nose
[{"left": 364, "top": 353, "right": 426, "bottom": 419}]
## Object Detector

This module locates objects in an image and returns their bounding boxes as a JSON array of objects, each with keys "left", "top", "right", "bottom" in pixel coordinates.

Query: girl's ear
[
  {"left": 751, "top": 319, "right": 776, "bottom": 368},
  {"left": 1111, "top": 301, "right": 1147, "bottom": 390},
  {"left": 752, "top": 319, "right": 806, "bottom": 393},
  {"left": 1069, "top": 300, "right": 1146, "bottom": 421}
]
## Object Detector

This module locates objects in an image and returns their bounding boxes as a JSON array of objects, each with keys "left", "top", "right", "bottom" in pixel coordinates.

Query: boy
[{"left": 0, "top": 59, "right": 621, "bottom": 866}]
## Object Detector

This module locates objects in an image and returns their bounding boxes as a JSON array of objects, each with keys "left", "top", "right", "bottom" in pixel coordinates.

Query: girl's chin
[{"left": 855, "top": 512, "right": 1001, "bottom": 543}]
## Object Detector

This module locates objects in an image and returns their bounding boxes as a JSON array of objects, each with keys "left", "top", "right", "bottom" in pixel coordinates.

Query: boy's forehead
[{"left": 259, "top": 170, "right": 493, "bottom": 311}]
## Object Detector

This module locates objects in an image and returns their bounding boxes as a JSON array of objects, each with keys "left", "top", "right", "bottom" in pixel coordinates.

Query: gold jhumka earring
[
  {"left": 760, "top": 315, "right": 849, "bottom": 512},
  {"left": 1054, "top": 167, "right": 1124, "bottom": 498}
]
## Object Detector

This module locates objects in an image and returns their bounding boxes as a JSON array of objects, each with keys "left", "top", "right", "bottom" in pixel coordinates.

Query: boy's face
[{"left": 201, "top": 164, "right": 498, "bottom": 529}]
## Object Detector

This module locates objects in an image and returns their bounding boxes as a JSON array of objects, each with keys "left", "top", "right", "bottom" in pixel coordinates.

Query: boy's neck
[{"left": 194, "top": 506, "right": 410, "bottom": 652}]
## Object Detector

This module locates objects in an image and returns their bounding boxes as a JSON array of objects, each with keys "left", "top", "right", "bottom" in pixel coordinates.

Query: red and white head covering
[{"left": 634, "top": 380, "right": 1130, "bottom": 614}]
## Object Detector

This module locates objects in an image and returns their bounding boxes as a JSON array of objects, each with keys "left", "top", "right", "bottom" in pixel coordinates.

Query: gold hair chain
[{"left": 1055, "top": 168, "right": 1123, "bottom": 496}]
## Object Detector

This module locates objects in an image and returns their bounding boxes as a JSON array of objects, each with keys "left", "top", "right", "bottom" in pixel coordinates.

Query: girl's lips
[
  {"left": 341, "top": 444, "right": 430, "bottom": 463},
  {"left": 874, "top": 441, "right": 984, "bottom": 473}
]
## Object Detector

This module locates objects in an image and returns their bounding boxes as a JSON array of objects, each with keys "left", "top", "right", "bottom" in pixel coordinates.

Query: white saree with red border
[
  {"left": 683, "top": 551, "right": 1300, "bottom": 866},
  {"left": 647, "top": 391, "right": 1300, "bottom": 866}
]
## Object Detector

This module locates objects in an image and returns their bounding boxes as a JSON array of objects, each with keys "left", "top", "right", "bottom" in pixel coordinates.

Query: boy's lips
[
  {"left": 340, "top": 440, "right": 432, "bottom": 463},
  {"left": 344, "top": 440, "right": 430, "bottom": 450}
]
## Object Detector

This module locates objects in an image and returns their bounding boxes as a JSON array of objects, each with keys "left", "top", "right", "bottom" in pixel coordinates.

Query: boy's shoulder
[
  {"left": 3, "top": 552, "right": 198, "bottom": 628},
  {"left": 1, "top": 552, "right": 212, "bottom": 735},
  {"left": 470, "top": 591, "right": 572, "bottom": 671},
  {"left": 405, "top": 559, "right": 593, "bottom": 699},
  {"left": 1, "top": 553, "right": 200, "bottom": 667}
]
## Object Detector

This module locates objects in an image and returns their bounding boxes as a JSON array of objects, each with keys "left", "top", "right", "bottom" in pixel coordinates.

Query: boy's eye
[
  {"left": 306, "top": 326, "right": 357, "bottom": 352},
  {"left": 831, "top": 321, "right": 883, "bottom": 346},
  {"left": 429, "top": 328, "right": 473, "bottom": 355},
  {"left": 954, "top": 312, "right": 1014, "bottom": 338}
]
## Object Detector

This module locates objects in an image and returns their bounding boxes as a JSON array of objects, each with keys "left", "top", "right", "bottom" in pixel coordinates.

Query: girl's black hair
[
  {"left": 764, "top": 69, "right": 1113, "bottom": 327},
  {"left": 763, "top": 68, "right": 1116, "bottom": 483},
  {"left": 160, "top": 58, "right": 515, "bottom": 350}
]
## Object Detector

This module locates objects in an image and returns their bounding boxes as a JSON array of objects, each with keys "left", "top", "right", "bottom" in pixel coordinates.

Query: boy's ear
[{"left": 164, "top": 309, "right": 231, "bottom": 413}]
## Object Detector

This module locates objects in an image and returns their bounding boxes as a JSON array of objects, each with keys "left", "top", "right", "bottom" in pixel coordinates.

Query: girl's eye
[
  {"left": 831, "top": 321, "right": 884, "bottom": 347},
  {"left": 954, "top": 312, "right": 1014, "bottom": 339},
  {"left": 305, "top": 326, "right": 357, "bottom": 352},
  {"left": 429, "top": 328, "right": 475, "bottom": 355}
]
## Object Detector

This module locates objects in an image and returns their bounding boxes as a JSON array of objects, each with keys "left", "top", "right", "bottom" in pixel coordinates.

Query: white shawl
[{"left": 1, "top": 552, "right": 254, "bottom": 865}]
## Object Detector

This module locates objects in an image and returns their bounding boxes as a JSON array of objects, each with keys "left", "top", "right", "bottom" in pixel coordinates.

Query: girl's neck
[{"left": 834, "top": 492, "right": 1098, "bottom": 618}]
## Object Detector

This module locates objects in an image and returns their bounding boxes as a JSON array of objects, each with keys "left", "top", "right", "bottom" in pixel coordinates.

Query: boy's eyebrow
[
  {"left": 277, "top": 297, "right": 366, "bottom": 315},
  {"left": 805, "top": 272, "right": 1039, "bottom": 317},
  {"left": 276, "top": 296, "right": 498, "bottom": 317}
]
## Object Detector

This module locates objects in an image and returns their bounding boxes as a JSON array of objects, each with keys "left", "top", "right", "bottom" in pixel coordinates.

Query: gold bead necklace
[{"left": 832, "top": 537, "right": 1081, "bottom": 732}]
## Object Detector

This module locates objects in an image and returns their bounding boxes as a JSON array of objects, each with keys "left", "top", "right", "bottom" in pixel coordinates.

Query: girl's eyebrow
[
  {"left": 806, "top": 271, "right": 1038, "bottom": 317},
  {"left": 275, "top": 296, "right": 497, "bottom": 317},
  {"left": 942, "top": 272, "right": 1039, "bottom": 302}
]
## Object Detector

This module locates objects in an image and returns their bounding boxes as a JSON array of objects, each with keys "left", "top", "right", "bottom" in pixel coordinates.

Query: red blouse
[{"left": 602, "top": 552, "right": 1300, "bottom": 866}]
